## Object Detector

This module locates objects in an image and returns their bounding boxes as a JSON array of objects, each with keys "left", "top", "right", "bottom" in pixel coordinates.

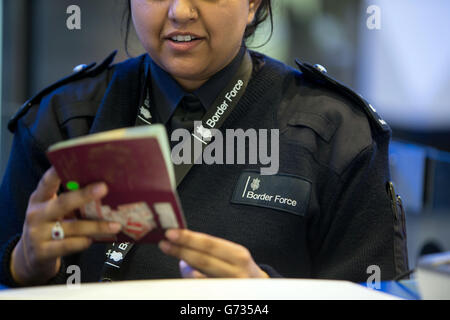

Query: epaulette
[
  {"left": 8, "top": 50, "right": 118, "bottom": 133},
  {"left": 295, "top": 59, "right": 391, "bottom": 134}
]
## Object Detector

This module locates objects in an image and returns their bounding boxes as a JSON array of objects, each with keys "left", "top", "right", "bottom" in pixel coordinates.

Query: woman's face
[{"left": 131, "top": 0, "right": 261, "bottom": 90}]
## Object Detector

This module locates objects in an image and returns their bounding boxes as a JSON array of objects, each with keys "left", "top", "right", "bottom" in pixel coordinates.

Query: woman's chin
[
  {"left": 159, "top": 57, "right": 211, "bottom": 77},
  {"left": 164, "top": 67, "right": 211, "bottom": 86}
]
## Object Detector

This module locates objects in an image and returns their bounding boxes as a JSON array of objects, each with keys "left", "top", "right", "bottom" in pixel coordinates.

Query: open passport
[{"left": 47, "top": 125, "right": 186, "bottom": 243}]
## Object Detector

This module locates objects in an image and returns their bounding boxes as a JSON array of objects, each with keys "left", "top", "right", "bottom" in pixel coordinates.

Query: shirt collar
[{"left": 147, "top": 46, "right": 246, "bottom": 124}]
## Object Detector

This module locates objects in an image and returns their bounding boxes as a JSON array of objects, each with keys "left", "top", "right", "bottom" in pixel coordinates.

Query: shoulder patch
[
  {"left": 295, "top": 59, "right": 391, "bottom": 134},
  {"left": 8, "top": 50, "right": 118, "bottom": 133}
]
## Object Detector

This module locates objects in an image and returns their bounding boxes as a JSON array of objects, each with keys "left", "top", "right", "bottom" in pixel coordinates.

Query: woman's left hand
[{"left": 158, "top": 229, "right": 269, "bottom": 279}]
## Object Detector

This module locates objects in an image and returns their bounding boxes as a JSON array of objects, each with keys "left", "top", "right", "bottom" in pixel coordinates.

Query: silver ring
[{"left": 51, "top": 221, "right": 65, "bottom": 240}]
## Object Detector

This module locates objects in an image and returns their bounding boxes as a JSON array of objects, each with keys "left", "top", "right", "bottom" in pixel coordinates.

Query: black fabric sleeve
[
  {"left": 0, "top": 121, "right": 52, "bottom": 286},
  {"left": 0, "top": 234, "right": 21, "bottom": 287},
  {"left": 310, "top": 135, "right": 408, "bottom": 282}
]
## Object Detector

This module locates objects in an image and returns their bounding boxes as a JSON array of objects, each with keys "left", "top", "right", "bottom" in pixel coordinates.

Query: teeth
[{"left": 171, "top": 35, "right": 196, "bottom": 42}]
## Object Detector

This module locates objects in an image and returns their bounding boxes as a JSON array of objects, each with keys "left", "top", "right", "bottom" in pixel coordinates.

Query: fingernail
[
  {"left": 108, "top": 222, "right": 122, "bottom": 233},
  {"left": 92, "top": 184, "right": 107, "bottom": 197},
  {"left": 165, "top": 229, "right": 179, "bottom": 241},
  {"left": 159, "top": 240, "right": 171, "bottom": 252}
]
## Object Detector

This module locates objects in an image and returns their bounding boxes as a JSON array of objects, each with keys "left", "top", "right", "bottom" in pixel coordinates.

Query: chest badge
[{"left": 231, "top": 170, "right": 312, "bottom": 217}]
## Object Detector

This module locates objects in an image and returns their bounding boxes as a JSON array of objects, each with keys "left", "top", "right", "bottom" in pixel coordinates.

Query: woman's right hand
[{"left": 10, "top": 167, "right": 122, "bottom": 286}]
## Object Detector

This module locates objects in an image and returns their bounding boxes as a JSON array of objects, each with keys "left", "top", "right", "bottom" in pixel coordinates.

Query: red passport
[{"left": 46, "top": 125, "right": 186, "bottom": 243}]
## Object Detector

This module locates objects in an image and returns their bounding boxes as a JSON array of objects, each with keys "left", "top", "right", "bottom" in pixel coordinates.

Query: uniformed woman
[{"left": 0, "top": 0, "right": 408, "bottom": 287}]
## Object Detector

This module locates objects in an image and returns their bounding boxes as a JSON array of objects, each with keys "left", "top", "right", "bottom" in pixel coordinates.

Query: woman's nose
[{"left": 168, "top": 0, "right": 198, "bottom": 24}]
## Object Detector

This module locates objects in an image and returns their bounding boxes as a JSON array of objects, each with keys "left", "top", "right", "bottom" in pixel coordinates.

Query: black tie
[{"left": 170, "top": 93, "right": 205, "bottom": 133}]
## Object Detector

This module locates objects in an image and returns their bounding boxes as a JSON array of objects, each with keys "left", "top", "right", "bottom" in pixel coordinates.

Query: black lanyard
[{"left": 100, "top": 51, "right": 253, "bottom": 282}]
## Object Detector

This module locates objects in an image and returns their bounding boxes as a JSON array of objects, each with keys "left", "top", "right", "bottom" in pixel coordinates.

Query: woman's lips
[{"left": 166, "top": 38, "right": 203, "bottom": 52}]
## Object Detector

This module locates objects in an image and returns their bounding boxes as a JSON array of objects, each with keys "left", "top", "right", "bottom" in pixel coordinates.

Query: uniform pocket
[
  {"left": 56, "top": 101, "right": 100, "bottom": 138},
  {"left": 56, "top": 101, "right": 99, "bottom": 125},
  {"left": 287, "top": 112, "right": 337, "bottom": 143}
]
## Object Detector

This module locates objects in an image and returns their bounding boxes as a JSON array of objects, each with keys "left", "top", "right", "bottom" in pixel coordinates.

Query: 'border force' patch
[{"left": 231, "top": 170, "right": 311, "bottom": 217}]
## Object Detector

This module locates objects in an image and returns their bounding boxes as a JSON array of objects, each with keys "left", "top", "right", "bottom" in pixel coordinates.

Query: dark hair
[
  {"left": 244, "top": 0, "right": 274, "bottom": 43},
  {"left": 122, "top": 0, "right": 273, "bottom": 55}
]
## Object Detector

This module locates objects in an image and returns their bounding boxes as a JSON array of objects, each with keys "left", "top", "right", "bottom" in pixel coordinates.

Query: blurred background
[{"left": 1, "top": 0, "right": 449, "bottom": 273}]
